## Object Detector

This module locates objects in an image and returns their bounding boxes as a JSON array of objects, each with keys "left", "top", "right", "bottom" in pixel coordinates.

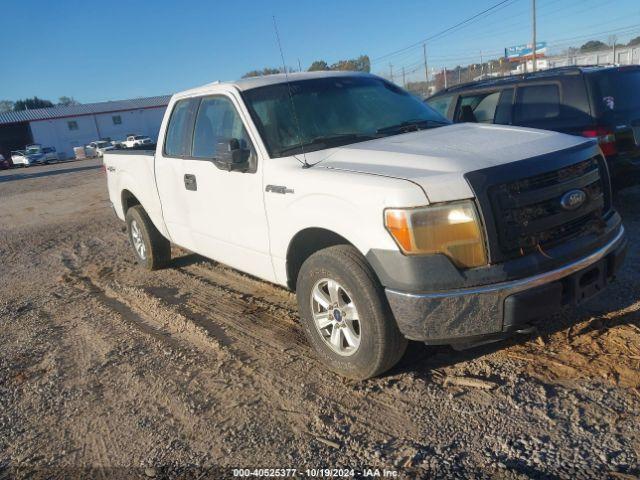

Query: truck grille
[{"left": 487, "top": 156, "right": 609, "bottom": 258}]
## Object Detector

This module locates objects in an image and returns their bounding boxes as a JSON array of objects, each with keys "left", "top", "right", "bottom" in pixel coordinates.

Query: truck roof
[
  {"left": 178, "top": 71, "right": 374, "bottom": 97},
  {"left": 233, "top": 71, "right": 372, "bottom": 91}
]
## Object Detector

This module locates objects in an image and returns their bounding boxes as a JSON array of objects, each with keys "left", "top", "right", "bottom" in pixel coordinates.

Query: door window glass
[
  {"left": 515, "top": 84, "right": 560, "bottom": 122},
  {"left": 164, "top": 98, "right": 199, "bottom": 157},
  {"left": 494, "top": 88, "right": 514, "bottom": 124},
  {"left": 426, "top": 94, "right": 454, "bottom": 118},
  {"left": 192, "top": 96, "right": 251, "bottom": 159},
  {"left": 456, "top": 91, "right": 500, "bottom": 123}
]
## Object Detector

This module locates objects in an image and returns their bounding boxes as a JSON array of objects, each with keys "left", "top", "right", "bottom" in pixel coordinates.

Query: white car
[
  {"left": 87, "top": 140, "right": 115, "bottom": 157},
  {"left": 122, "top": 135, "right": 152, "bottom": 148},
  {"left": 103, "top": 71, "right": 627, "bottom": 379},
  {"left": 11, "top": 150, "right": 29, "bottom": 167}
]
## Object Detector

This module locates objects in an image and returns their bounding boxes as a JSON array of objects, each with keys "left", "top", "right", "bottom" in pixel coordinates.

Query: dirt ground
[{"left": 0, "top": 159, "right": 639, "bottom": 479}]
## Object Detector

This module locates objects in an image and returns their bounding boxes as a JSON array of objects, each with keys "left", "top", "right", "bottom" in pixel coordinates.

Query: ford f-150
[{"left": 104, "top": 71, "right": 627, "bottom": 379}]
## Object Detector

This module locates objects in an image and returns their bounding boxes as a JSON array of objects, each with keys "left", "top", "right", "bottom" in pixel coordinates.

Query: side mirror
[{"left": 214, "top": 138, "right": 250, "bottom": 172}]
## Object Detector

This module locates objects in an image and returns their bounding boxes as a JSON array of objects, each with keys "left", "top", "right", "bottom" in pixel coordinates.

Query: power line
[
  {"left": 387, "top": 9, "right": 640, "bottom": 74},
  {"left": 382, "top": 23, "right": 640, "bottom": 81},
  {"left": 371, "top": 0, "right": 526, "bottom": 68},
  {"left": 371, "top": 0, "right": 519, "bottom": 64}
]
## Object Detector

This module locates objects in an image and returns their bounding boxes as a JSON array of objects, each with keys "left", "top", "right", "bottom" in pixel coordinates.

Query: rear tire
[
  {"left": 125, "top": 205, "right": 171, "bottom": 270},
  {"left": 296, "top": 245, "right": 407, "bottom": 380}
]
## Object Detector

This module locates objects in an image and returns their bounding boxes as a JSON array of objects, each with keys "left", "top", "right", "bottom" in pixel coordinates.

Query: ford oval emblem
[{"left": 560, "top": 189, "right": 587, "bottom": 211}]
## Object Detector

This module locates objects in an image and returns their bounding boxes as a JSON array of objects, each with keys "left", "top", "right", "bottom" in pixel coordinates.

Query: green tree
[
  {"left": 241, "top": 67, "right": 283, "bottom": 78},
  {"left": 13, "top": 97, "right": 54, "bottom": 111},
  {"left": 308, "top": 60, "right": 329, "bottom": 71},
  {"left": 628, "top": 36, "right": 640, "bottom": 47},
  {"left": 330, "top": 55, "right": 371, "bottom": 73},
  {"left": 580, "top": 40, "right": 608, "bottom": 52},
  {"left": 0, "top": 100, "right": 14, "bottom": 112},
  {"left": 58, "top": 96, "right": 80, "bottom": 106}
]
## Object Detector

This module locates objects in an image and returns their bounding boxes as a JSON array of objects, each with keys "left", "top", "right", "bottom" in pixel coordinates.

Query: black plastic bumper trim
[{"left": 385, "top": 228, "right": 627, "bottom": 342}]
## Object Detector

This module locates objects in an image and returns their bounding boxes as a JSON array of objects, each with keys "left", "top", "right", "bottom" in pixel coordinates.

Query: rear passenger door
[{"left": 155, "top": 97, "right": 200, "bottom": 250}]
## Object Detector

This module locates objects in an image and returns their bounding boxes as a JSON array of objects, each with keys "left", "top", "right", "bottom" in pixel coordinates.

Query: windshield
[
  {"left": 242, "top": 75, "right": 449, "bottom": 157},
  {"left": 134, "top": 135, "right": 145, "bottom": 140},
  {"left": 26, "top": 147, "right": 41, "bottom": 154},
  {"left": 96, "top": 141, "right": 109, "bottom": 147}
]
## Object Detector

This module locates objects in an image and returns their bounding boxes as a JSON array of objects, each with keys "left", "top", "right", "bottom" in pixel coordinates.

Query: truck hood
[{"left": 308, "top": 123, "right": 593, "bottom": 203}]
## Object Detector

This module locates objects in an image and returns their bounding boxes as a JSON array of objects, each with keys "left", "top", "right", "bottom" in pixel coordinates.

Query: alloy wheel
[{"left": 310, "top": 278, "right": 361, "bottom": 356}]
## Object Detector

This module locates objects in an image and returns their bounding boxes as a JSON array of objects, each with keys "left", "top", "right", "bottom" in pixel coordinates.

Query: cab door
[
  {"left": 154, "top": 97, "right": 200, "bottom": 250},
  {"left": 177, "top": 93, "right": 274, "bottom": 282}
]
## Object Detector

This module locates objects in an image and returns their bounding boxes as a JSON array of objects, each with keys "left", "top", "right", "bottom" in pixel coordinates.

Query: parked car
[
  {"left": 0, "top": 153, "right": 10, "bottom": 169},
  {"left": 104, "top": 71, "right": 626, "bottom": 379},
  {"left": 425, "top": 65, "right": 640, "bottom": 189},
  {"left": 24, "top": 144, "right": 59, "bottom": 165},
  {"left": 87, "top": 140, "right": 115, "bottom": 157},
  {"left": 122, "top": 135, "right": 152, "bottom": 148},
  {"left": 11, "top": 150, "right": 29, "bottom": 167}
]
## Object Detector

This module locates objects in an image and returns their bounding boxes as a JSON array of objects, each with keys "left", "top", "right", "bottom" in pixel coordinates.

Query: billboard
[{"left": 505, "top": 42, "right": 547, "bottom": 60}]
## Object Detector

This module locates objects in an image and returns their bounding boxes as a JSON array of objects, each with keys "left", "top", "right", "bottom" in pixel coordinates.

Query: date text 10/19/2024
[{"left": 232, "top": 468, "right": 399, "bottom": 477}]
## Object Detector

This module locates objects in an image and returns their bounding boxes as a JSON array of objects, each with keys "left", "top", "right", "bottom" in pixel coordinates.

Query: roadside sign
[{"left": 505, "top": 42, "right": 547, "bottom": 60}]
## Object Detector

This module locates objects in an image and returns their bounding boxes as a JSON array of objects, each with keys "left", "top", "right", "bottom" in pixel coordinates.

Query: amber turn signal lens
[
  {"left": 384, "top": 209, "right": 413, "bottom": 252},
  {"left": 384, "top": 201, "right": 487, "bottom": 269}
]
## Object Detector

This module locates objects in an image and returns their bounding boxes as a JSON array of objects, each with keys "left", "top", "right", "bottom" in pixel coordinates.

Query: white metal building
[{"left": 0, "top": 95, "right": 170, "bottom": 160}]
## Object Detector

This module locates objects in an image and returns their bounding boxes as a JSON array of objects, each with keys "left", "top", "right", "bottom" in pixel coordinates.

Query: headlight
[{"left": 384, "top": 200, "right": 487, "bottom": 268}]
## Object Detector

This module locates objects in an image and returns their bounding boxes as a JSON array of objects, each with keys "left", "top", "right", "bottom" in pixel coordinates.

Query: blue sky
[{"left": 1, "top": 0, "right": 639, "bottom": 103}]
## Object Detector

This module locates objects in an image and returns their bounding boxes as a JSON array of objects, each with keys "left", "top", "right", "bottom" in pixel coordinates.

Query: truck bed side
[{"left": 103, "top": 150, "right": 169, "bottom": 238}]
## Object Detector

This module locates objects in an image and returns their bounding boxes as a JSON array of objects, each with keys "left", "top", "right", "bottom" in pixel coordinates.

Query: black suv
[{"left": 426, "top": 65, "right": 640, "bottom": 189}]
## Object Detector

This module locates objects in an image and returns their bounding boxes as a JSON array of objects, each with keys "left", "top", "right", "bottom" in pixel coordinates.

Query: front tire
[
  {"left": 296, "top": 245, "right": 407, "bottom": 380},
  {"left": 125, "top": 205, "right": 171, "bottom": 270}
]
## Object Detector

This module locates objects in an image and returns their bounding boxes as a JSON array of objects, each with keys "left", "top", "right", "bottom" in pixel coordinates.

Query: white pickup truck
[
  {"left": 104, "top": 71, "right": 627, "bottom": 379},
  {"left": 121, "top": 135, "right": 152, "bottom": 149}
]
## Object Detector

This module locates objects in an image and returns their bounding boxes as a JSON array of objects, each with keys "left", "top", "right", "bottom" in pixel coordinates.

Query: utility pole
[
  {"left": 389, "top": 63, "right": 394, "bottom": 83},
  {"left": 609, "top": 35, "right": 618, "bottom": 64},
  {"left": 613, "top": 42, "right": 617, "bottom": 64},
  {"left": 443, "top": 67, "right": 448, "bottom": 89},
  {"left": 402, "top": 67, "right": 406, "bottom": 87},
  {"left": 298, "top": 58, "right": 302, "bottom": 71},
  {"left": 423, "top": 44, "right": 429, "bottom": 84},
  {"left": 532, "top": 0, "right": 537, "bottom": 72}
]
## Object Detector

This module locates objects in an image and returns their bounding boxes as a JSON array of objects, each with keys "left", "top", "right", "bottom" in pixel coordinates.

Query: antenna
[{"left": 272, "top": 15, "right": 309, "bottom": 167}]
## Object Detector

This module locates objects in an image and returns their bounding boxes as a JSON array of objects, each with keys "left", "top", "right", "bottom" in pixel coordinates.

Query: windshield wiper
[
  {"left": 376, "top": 119, "right": 448, "bottom": 135},
  {"left": 279, "top": 133, "right": 378, "bottom": 156}
]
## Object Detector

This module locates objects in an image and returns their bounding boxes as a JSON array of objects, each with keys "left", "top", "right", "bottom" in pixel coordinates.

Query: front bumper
[{"left": 385, "top": 226, "right": 627, "bottom": 343}]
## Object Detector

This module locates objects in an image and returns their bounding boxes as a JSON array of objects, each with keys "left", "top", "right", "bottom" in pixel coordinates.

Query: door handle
[{"left": 184, "top": 174, "right": 197, "bottom": 191}]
